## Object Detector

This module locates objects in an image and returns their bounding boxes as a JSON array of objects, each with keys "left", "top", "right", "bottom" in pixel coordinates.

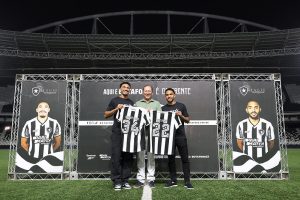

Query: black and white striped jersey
[
  {"left": 148, "top": 110, "right": 182, "bottom": 155},
  {"left": 116, "top": 105, "right": 150, "bottom": 153},
  {"left": 236, "top": 118, "right": 275, "bottom": 161},
  {"left": 21, "top": 117, "right": 61, "bottom": 159}
]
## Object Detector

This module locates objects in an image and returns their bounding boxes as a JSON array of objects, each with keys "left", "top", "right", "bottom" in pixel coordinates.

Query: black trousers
[
  {"left": 110, "top": 131, "right": 133, "bottom": 184},
  {"left": 168, "top": 136, "right": 191, "bottom": 183}
]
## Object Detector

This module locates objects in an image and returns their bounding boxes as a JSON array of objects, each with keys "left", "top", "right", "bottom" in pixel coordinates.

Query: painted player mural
[
  {"left": 15, "top": 81, "right": 66, "bottom": 174},
  {"left": 20, "top": 101, "right": 61, "bottom": 157},
  {"left": 16, "top": 101, "right": 63, "bottom": 173},
  {"left": 231, "top": 81, "right": 281, "bottom": 173}
]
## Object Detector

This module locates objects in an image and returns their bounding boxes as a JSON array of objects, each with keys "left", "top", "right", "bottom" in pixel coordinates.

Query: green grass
[{"left": 1, "top": 149, "right": 300, "bottom": 200}]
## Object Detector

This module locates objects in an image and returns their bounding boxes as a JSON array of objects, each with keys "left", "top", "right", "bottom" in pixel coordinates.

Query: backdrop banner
[
  {"left": 15, "top": 81, "right": 66, "bottom": 173},
  {"left": 229, "top": 80, "right": 281, "bottom": 173},
  {"left": 78, "top": 80, "right": 219, "bottom": 173}
]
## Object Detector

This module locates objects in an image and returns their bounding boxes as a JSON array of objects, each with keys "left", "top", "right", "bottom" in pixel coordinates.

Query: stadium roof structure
[{"left": 0, "top": 11, "right": 300, "bottom": 85}]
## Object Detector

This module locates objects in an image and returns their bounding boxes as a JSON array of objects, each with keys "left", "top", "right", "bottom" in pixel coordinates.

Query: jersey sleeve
[
  {"left": 174, "top": 114, "right": 182, "bottom": 129},
  {"left": 143, "top": 110, "right": 151, "bottom": 126},
  {"left": 267, "top": 122, "right": 275, "bottom": 141},
  {"left": 53, "top": 120, "right": 62, "bottom": 137},
  {"left": 106, "top": 99, "right": 116, "bottom": 111},
  {"left": 116, "top": 106, "right": 126, "bottom": 122},
  {"left": 236, "top": 122, "right": 244, "bottom": 139},
  {"left": 21, "top": 122, "right": 30, "bottom": 138},
  {"left": 181, "top": 103, "right": 189, "bottom": 117}
]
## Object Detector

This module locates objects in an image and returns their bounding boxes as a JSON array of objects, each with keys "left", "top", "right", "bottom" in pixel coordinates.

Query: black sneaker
[
  {"left": 164, "top": 180, "right": 178, "bottom": 188},
  {"left": 114, "top": 184, "right": 122, "bottom": 191},
  {"left": 133, "top": 181, "right": 144, "bottom": 188},
  {"left": 122, "top": 182, "right": 132, "bottom": 190},
  {"left": 184, "top": 182, "right": 194, "bottom": 189},
  {"left": 148, "top": 181, "right": 155, "bottom": 188}
]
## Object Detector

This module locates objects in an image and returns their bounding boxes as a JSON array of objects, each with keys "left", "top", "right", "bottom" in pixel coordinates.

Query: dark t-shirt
[
  {"left": 162, "top": 102, "right": 189, "bottom": 138},
  {"left": 106, "top": 96, "right": 134, "bottom": 131}
]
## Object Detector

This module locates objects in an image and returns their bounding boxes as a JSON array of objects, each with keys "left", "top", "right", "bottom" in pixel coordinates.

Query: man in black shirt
[
  {"left": 104, "top": 82, "right": 134, "bottom": 191},
  {"left": 162, "top": 88, "right": 194, "bottom": 189}
]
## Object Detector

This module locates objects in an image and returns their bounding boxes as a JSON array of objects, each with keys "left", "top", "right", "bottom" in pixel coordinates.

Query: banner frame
[
  {"left": 7, "top": 74, "right": 71, "bottom": 180},
  {"left": 222, "top": 73, "right": 289, "bottom": 179},
  {"left": 73, "top": 73, "right": 222, "bottom": 180}
]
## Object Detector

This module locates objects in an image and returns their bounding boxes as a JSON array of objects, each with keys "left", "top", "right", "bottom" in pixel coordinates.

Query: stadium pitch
[{"left": 0, "top": 149, "right": 299, "bottom": 200}]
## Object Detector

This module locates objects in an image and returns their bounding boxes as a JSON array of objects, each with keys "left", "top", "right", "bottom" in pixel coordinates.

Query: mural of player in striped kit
[
  {"left": 15, "top": 101, "right": 63, "bottom": 173},
  {"left": 233, "top": 100, "right": 281, "bottom": 173}
]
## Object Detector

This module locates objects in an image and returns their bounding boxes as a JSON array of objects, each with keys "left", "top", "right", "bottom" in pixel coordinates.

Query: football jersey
[
  {"left": 116, "top": 105, "right": 150, "bottom": 153},
  {"left": 161, "top": 102, "right": 188, "bottom": 137},
  {"left": 148, "top": 110, "right": 182, "bottom": 155},
  {"left": 21, "top": 117, "right": 61, "bottom": 159},
  {"left": 236, "top": 118, "right": 275, "bottom": 161},
  {"left": 106, "top": 96, "right": 134, "bottom": 131}
]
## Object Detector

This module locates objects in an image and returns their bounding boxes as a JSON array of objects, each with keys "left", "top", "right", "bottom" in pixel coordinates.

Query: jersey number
[
  {"left": 122, "top": 119, "right": 139, "bottom": 135},
  {"left": 152, "top": 123, "right": 170, "bottom": 137}
]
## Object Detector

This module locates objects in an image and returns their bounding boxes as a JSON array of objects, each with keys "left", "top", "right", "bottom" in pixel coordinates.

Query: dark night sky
[
  {"left": 0, "top": 1, "right": 299, "bottom": 106},
  {"left": 0, "top": 1, "right": 299, "bottom": 32}
]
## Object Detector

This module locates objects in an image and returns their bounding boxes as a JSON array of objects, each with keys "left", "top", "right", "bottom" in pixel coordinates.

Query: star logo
[
  {"left": 259, "top": 129, "right": 265, "bottom": 135},
  {"left": 47, "top": 127, "right": 52, "bottom": 133},
  {"left": 239, "top": 85, "right": 249, "bottom": 96},
  {"left": 32, "top": 87, "right": 41, "bottom": 96}
]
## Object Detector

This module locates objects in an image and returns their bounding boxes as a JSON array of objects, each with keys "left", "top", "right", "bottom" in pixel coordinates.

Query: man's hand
[
  {"left": 175, "top": 111, "right": 182, "bottom": 116},
  {"left": 116, "top": 104, "right": 124, "bottom": 110}
]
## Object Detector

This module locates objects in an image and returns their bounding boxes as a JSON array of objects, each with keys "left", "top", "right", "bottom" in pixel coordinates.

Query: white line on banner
[
  {"left": 78, "top": 120, "right": 217, "bottom": 126},
  {"left": 185, "top": 120, "right": 218, "bottom": 126},
  {"left": 78, "top": 121, "right": 113, "bottom": 126}
]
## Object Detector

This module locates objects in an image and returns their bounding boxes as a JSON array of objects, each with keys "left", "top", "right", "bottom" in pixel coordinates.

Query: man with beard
[
  {"left": 236, "top": 100, "right": 275, "bottom": 162},
  {"left": 162, "top": 88, "right": 193, "bottom": 189},
  {"left": 104, "top": 82, "right": 134, "bottom": 191},
  {"left": 21, "top": 101, "right": 61, "bottom": 160}
]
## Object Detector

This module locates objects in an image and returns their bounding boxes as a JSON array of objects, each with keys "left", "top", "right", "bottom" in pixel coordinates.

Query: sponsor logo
[
  {"left": 124, "top": 116, "right": 139, "bottom": 121},
  {"left": 239, "top": 82, "right": 265, "bottom": 96},
  {"left": 245, "top": 138, "right": 265, "bottom": 147},
  {"left": 99, "top": 154, "right": 111, "bottom": 160},
  {"left": 86, "top": 154, "right": 96, "bottom": 160},
  {"left": 33, "top": 135, "right": 51, "bottom": 144},
  {"left": 32, "top": 83, "right": 58, "bottom": 96},
  {"left": 155, "top": 119, "right": 168, "bottom": 123}
]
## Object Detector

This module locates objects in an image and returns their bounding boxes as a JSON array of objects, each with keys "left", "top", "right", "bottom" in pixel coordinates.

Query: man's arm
[
  {"left": 21, "top": 123, "right": 29, "bottom": 152},
  {"left": 237, "top": 139, "right": 244, "bottom": 152},
  {"left": 177, "top": 103, "right": 190, "bottom": 123},
  {"left": 176, "top": 111, "right": 190, "bottom": 123},
  {"left": 268, "top": 140, "right": 274, "bottom": 150},
  {"left": 176, "top": 104, "right": 190, "bottom": 123},
  {"left": 267, "top": 122, "right": 275, "bottom": 150},
  {"left": 104, "top": 104, "right": 123, "bottom": 118},
  {"left": 53, "top": 135, "right": 61, "bottom": 151},
  {"left": 21, "top": 137, "right": 29, "bottom": 152}
]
